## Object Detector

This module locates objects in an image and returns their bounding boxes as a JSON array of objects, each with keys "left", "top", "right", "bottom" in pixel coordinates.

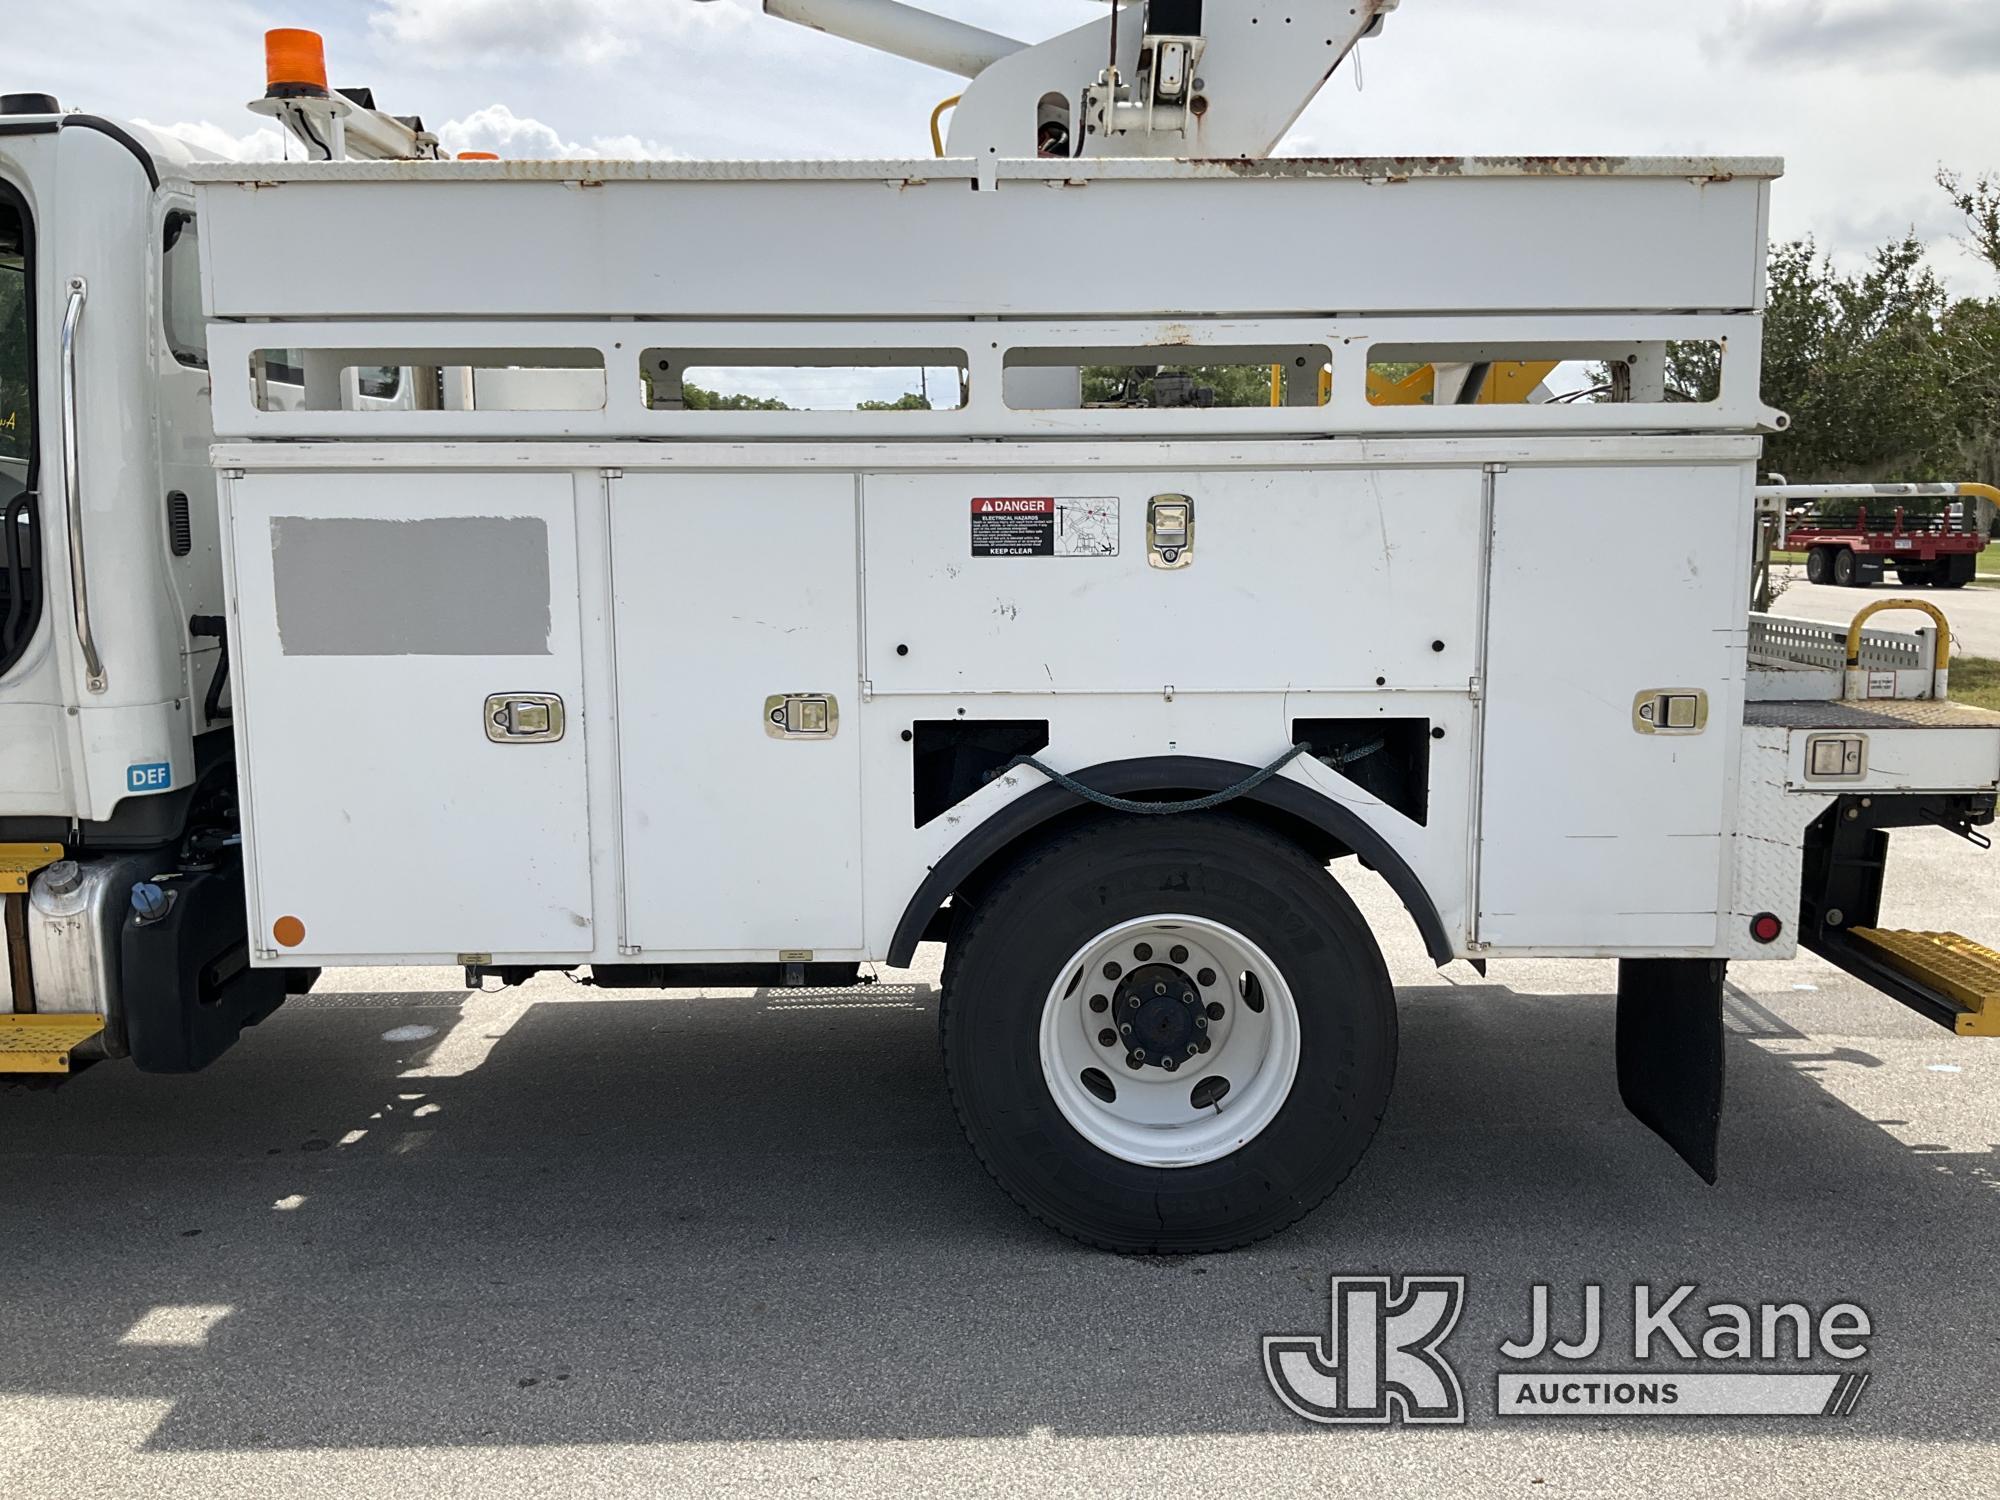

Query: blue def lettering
[{"left": 127, "top": 762, "right": 173, "bottom": 793}]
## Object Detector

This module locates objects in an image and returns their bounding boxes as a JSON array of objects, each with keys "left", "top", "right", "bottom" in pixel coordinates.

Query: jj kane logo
[
  {"left": 1266, "top": 1278, "right": 1873, "bottom": 1426},
  {"left": 1264, "top": 1276, "right": 1468, "bottom": 1425}
]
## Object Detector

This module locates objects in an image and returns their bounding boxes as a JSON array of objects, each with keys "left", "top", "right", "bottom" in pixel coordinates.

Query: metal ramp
[
  {"left": 1807, "top": 925, "right": 2000, "bottom": 1039},
  {"left": 0, "top": 1015, "right": 107, "bottom": 1074},
  {"left": 1849, "top": 929, "right": 2000, "bottom": 1038}
]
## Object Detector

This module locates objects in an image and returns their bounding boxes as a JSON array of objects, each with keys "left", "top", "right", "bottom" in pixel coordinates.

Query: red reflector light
[{"left": 1751, "top": 913, "right": 1784, "bottom": 945}]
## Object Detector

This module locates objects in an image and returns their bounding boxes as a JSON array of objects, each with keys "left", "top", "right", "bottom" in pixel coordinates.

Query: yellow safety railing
[
  {"left": 931, "top": 95, "right": 963, "bottom": 158},
  {"left": 1845, "top": 599, "right": 1953, "bottom": 672}
]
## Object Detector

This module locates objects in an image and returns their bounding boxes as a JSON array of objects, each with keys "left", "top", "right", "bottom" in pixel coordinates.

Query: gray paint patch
[{"left": 271, "top": 515, "right": 552, "bottom": 657}]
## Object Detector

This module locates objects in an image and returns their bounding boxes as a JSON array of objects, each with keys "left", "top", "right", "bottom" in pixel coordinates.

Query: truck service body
[{"left": 1, "top": 2, "right": 1997, "bottom": 1250}]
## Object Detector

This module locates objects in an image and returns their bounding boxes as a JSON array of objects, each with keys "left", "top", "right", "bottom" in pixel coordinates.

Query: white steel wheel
[
  {"left": 1039, "top": 915, "right": 1301, "bottom": 1167},
  {"left": 940, "top": 814, "right": 1398, "bottom": 1252}
]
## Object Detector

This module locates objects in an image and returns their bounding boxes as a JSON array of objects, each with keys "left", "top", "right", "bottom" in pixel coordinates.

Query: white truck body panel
[
  {"left": 209, "top": 436, "right": 1762, "bottom": 968},
  {"left": 186, "top": 158, "right": 1779, "bottom": 321},
  {"left": 135, "top": 152, "right": 1982, "bottom": 975}
]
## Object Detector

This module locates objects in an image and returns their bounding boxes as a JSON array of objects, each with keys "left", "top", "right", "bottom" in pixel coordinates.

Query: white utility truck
[{"left": 2, "top": 1, "right": 1997, "bottom": 1251}]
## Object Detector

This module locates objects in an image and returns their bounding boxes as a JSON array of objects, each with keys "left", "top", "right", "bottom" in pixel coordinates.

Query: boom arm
[{"left": 755, "top": 0, "right": 1403, "bottom": 159}]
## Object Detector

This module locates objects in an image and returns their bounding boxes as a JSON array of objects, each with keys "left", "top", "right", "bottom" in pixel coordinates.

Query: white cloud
[
  {"left": 437, "top": 103, "right": 682, "bottom": 159},
  {"left": 134, "top": 119, "right": 288, "bottom": 162},
  {"left": 369, "top": 0, "right": 754, "bottom": 66},
  {"left": 1710, "top": 0, "right": 2000, "bottom": 76}
]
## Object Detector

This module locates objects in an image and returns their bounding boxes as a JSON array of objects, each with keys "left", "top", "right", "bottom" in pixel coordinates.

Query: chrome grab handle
[{"left": 60, "top": 276, "right": 106, "bottom": 694}]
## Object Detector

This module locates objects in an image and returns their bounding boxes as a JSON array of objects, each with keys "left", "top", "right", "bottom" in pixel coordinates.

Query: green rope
[{"left": 999, "top": 740, "right": 1384, "bottom": 817}]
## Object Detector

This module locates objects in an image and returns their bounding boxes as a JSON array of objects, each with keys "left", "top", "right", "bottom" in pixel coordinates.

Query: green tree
[
  {"left": 1080, "top": 362, "right": 1283, "bottom": 407},
  {"left": 681, "top": 382, "right": 790, "bottom": 411},
  {"left": 856, "top": 391, "right": 931, "bottom": 410},
  {"left": 1658, "top": 234, "right": 1967, "bottom": 491},
  {"left": 1940, "top": 168, "right": 2000, "bottom": 276}
]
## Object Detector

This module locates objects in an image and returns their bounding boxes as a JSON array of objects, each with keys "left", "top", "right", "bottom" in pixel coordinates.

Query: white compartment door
[
  {"left": 1477, "top": 464, "right": 1749, "bottom": 950},
  {"left": 228, "top": 470, "right": 594, "bottom": 960},
  {"left": 611, "top": 473, "right": 863, "bottom": 954}
]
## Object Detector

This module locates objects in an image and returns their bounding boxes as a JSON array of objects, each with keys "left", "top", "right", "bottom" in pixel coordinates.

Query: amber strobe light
[{"left": 264, "top": 28, "right": 330, "bottom": 97}]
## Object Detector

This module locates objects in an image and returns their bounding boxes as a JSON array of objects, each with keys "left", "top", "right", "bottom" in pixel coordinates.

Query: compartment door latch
[
  {"left": 1632, "top": 689, "right": 1709, "bottom": 736},
  {"left": 485, "top": 693, "right": 566, "bottom": 744},
  {"left": 1148, "top": 494, "right": 1194, "bottom": 569}
]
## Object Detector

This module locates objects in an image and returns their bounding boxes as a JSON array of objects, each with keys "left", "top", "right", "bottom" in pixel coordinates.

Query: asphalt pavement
[
  {"left": 2, "top": 830, "right": 1997, "bottom": 1499},
  {"left": 1772, "top": 568, "right": 2000, "bottom": 658}
]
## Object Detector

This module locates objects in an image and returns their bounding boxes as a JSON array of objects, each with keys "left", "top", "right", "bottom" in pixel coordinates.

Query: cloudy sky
[{"left": 10, "top": 0, "right": 1999, "bottom": 294}]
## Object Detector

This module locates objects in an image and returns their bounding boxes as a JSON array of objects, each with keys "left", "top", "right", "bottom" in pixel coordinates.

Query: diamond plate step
[{"left": 0, "top": 1015, "right": 106, "bottom": 1073}]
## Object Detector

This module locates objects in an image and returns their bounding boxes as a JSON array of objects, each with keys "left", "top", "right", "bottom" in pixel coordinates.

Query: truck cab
[{"left": 0, "top": 101, "right": 292, "bottom": 1071}]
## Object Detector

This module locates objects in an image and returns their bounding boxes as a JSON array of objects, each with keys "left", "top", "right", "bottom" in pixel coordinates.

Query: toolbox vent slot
[{"left": 166, "top": 491, "right": 192, "bottom": 556}]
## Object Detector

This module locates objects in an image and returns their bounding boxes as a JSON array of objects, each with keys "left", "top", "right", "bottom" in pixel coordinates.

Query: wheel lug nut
[
  {"left": 1103, "top": 961, "right": 1122, "bottom": 980},
  {"left": 1206, "top": 1002, "right": 1225, "bottom": 1021},
  {"left": 1098, "top": 1028, "right": 1118, "bottom": 1047},
  {"left": 1153, "top": 981, "right": 1168, "bottom": 996},
  {"left": 1132, "top": 1049, "right": 1147, "bottom": 1063},
  {"left": 1186, "top": 1043, "right": 1199, "bottom": 1057},
  {"left": 1197, "top": 968, "right": 1216, "bottom": 987},
  {"left": 1089, "top": 994, "right": 1109, "bottom": 1013},
  {"left": 1120, "top": 1023, "right": 1133, "bottom": 1036},
  {"left": 1162, "top": 1056, "right": 1178, "bottom": 1072},
  {"left": 1170, "top": 945, "right": 1189, "bottom": 964},
  {"left": 1126, "top": 997, "right": 1140, "bottom": 1011},
  {"left": 1195, "top": 1014, "right": 1208, "bottom": 1030},
  {"left": 1181, "top": 993, "right": 1195, "bottom": 1006},
  {"left": 1133, "top": 942, "right": 1153, "bottom": 961}
]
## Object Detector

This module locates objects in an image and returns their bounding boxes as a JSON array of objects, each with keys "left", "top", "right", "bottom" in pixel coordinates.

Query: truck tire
[
  {"left": 1895, "top": 565, "right": 1938, "bottom": 588},
  {"left": 1805, "top": 547, "right": 1832, "bottom": 586},
  {"left": 939, "top": 814, "right": 1397, "bottom": 1252},
  {"left": 1832, "top": 547, "right": 1859, "bottom": 587}
]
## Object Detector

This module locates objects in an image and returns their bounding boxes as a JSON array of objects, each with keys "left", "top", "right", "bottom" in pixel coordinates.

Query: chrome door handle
[
  {"left": 485, "top": 693, "right": 565, "bottom": 744},
  {"left": 60, "top": 276, "right": 106, "bottom": 694}
]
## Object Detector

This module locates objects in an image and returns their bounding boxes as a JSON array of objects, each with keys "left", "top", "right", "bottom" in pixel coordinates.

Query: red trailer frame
[{"left": 1788, "top": 503, "right": 1985, "bottom": 589}]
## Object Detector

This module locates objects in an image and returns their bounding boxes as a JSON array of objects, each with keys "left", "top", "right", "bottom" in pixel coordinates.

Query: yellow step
[
  {"left": 1851, "top": 929, "right": 2000, "bottom": 1037},
  {"left": 0, "top": 1015, "right": 106, "bottom": 1073},
  {"left": 0, "top": 841, "right": 63, "bottom": 893}
]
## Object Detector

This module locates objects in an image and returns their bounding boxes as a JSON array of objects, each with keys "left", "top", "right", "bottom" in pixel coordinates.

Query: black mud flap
[
  {"left": 1616, "top": 958, "right": 1725, "bottom": 1184},
  {"left": 121, "top": 861, "right": 288, "bottom": 1073}
]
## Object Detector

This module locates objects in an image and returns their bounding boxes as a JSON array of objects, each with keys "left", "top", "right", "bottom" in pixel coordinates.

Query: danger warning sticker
[{"left": 970, "top": 497, "right": 1119, "bottom": 558}]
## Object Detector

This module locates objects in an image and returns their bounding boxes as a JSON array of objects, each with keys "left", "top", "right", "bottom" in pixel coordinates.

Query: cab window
[
  {"left": 162, "top": 210, "right": 206, "bottom": 368},
  {"left": 1, "top": 185, "right": 41, "bottom": 674}
]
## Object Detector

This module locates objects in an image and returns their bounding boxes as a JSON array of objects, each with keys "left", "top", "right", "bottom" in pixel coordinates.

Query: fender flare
[{"left": 886, "top": 755, "right": 1455, "bottom": 968}]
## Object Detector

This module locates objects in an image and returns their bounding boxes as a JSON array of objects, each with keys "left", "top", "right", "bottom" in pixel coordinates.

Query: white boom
[
  {"left": 759, "top": 0, "right": 1402, "bottom": 159},
  {"left": 757, "top": 0, "right": 1024, "bottom": 78}
]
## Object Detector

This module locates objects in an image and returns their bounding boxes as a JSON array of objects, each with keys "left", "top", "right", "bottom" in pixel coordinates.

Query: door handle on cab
[{"left": 60, "top": 276, "right": 107, "bottom": 694}]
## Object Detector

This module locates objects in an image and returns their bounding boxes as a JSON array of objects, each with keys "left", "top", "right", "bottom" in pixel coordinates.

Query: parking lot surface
[
  {"left": 1774, "top": 570, "right": 2000, "bottom": 658},
  {"left": 3, "top": 831, "right": 1996, "bottom": 1499}
]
